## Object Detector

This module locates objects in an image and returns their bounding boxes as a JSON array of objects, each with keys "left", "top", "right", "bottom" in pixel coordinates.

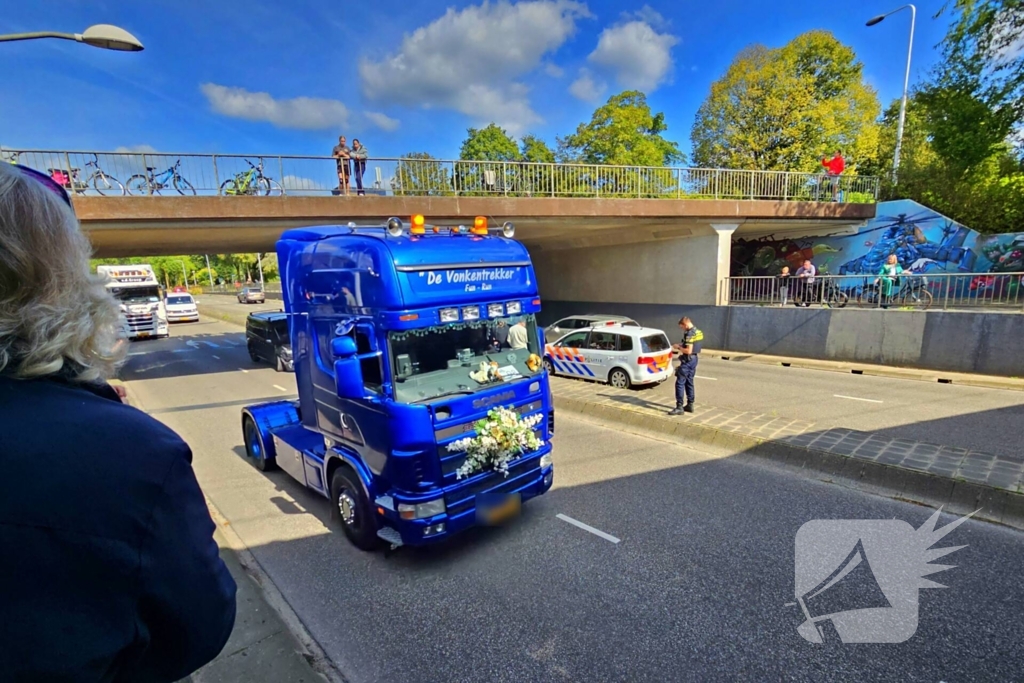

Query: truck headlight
[
  {"left": 398, "top": 498, "right": 446, "bottom": 520},
  {"left": 506, "top": 301, "right": 522, "bottom": 315},
  {"left": 439, "top": 307, "right": 459, "bottom": 323},
  {"left": 462, "top": 306, "right": 480, "bottom": 320},
  {"left": 540, "top": 453, "right": 553, "bottom": 469},
  {"left": 487, "top": 303, "right": 504, "bottom": 317}
]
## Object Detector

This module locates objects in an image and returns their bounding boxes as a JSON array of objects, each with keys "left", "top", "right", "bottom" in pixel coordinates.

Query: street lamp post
[
  {"left": 180, "top": 260, "right": 189, "bottom": 290},
  {"left": 0, "top": 24, "right": 144, "bottom": 51},
  {"left": 867, "top": 4, "right": 916, "bottom": 185},
  {"left": 205, "top": 254, "right": 215, "bottom": 288},
  {"left": 256, "top": 254, "right": 265, "bottom": 289}
]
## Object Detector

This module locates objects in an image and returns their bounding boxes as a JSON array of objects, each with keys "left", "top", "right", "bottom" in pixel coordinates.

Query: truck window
[
  {"left": 388, "top": 314, "right": 541, "bottom": 404},
  {"left": 355, "top": 330, "right": 383, "bottom": 391}
]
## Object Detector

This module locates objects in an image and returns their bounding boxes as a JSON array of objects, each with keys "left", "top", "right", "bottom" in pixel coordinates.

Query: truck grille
[
  {"left": 125, "top": 313, "right": 156, "bottom": 332},
  {"left": 443, "top": 454, "right": 542, "bottom": 516}
]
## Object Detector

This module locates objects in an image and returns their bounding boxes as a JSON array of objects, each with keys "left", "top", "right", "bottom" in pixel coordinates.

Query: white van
[
  {"left": 544, "top": 323, "right": 673, "bottom": 388},
  {"left": 165, "top": 292, "right": 199, "bottom": 323}
]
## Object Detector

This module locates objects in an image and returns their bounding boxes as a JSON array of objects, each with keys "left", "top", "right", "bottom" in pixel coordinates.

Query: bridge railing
[
  {"left": 723, "top": 273, "right": 1024, "bottom": 310},
  {"left": 3, "top": 149, "right": 880, "bottom": 202}
]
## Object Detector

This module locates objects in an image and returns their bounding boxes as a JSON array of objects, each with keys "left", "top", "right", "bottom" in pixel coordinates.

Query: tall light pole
[
  {"left": 180, "top": 259, "right": 189, "bottom": 289},
  {"left": 867, "top": 4, "right": 916, "bottom": 185},
  {"left": 205, "top": 254, "right": 215, "bottom": 287},
  {"left": 256, "top": 253, "right": 265, "bottom": 288},
  {"left": 0, "top": 24, "right": 144, "bottom": 51}
]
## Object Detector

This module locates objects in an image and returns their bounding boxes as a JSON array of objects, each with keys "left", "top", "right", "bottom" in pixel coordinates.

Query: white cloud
[
  {"left": 200, "top": 83, "right": 349, "bottom": 130},
  {"left": 114, "top": 144, "right": 158, "bottom": 154},
  {"left": 569, "top": 69, "right": 605, "bottom": 102},
  {"left": 622, "top": 5, "right": 669, "bottom": 31},
  {"left": 359, "top": 0, "right": 591, "bottom": 134},
  {"left": 544, "top": 62, "right": 565, "bottom": 78},
  {"left": 587, "top": 20, "right": 679, "bottom": 92},
  {"left": 365, "top": 111, "right": 400, "bottom": 131}
]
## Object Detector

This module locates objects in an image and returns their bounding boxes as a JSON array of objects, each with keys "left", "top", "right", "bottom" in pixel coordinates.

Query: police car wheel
[
  {"left": 609, "top": 368, "right": 631, "bottom": 389},
  {"left": 329, "top": 467, "right": 382, "bottom": 551},
  {"left": 543, "top": 358, "right": 554, "bottom": 374}
]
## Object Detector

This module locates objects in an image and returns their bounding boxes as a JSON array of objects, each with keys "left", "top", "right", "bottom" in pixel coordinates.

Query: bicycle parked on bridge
[
  {"left": 125, "top": 158, "right": 197, "bottom": 196},
  {"left": 791, "top": 278, "right": 849, "bottom": 308},
  {"left": 857, "top": 274, "right": 932, "bottom": 309},
  {"left": 46, "top": 154, "right": 125, "bottom": 196},
  {"left": 220, "top": 157, "right": 283, "bottom": 196}
]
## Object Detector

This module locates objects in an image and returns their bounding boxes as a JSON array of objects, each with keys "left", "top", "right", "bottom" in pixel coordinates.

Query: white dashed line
[
  {"left": 240, "top": 369, "right": 249, "bottom": 374},
  {"left": 211, "top": 355, "right": 220, "bottom": 360},
  {"left": 556, "top": 514, "right": 620, "bottom": 544},
  {"left": 834, "top": 394, "right": 883, "bottom": 404},
  {"left": 201, "top": 341, "right": 220, "bottom": 348},
  {"left": 696, "top": 375, "right": 717, "bottom": 381},
  {"left": 273, "top": 384, "right": 288, "bottom": 392}
]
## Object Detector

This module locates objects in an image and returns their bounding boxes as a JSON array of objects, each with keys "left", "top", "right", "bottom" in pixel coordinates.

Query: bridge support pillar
[{"left": 710, "top": 223, "right": 739, "bottom": 305}]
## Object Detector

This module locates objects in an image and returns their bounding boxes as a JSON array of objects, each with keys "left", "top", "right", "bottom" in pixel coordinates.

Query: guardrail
[
  {"left": 723, "top": 273, "right": 1024, "bottom": 311},
  {"left": 3, "top": 149, "right": 880, "bottom": 202}
]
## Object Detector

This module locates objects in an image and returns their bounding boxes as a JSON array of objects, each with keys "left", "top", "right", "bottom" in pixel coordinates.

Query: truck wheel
[
  {"left": 329, "top": 467, "right": 382, "bottom": 551},
  {"left": 242, "top": 415, "right": 275, "bottom": 472}
]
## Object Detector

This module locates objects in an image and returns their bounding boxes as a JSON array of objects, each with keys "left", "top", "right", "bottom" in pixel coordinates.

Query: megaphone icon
[{"left": 797, "top": 539, "right": 892, "bottom": 643}]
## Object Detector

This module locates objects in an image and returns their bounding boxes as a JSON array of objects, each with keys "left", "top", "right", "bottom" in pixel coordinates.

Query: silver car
[{"left": 544, "top": 314, "right": 639, "bottom": 341}]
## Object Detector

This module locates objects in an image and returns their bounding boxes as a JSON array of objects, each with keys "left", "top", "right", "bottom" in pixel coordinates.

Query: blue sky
[{"left": 2, "top": 1, "right": 951, "bottom": 162}]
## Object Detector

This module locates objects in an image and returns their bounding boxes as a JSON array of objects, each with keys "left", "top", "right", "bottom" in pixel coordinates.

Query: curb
[
  {"left": 701, "top": 350, "right": 1024, "bottom": 392},
  {"left": 205, "top": 499, "right": 349, "bottom": 683},
  {"left": 554, "top": 394, "right": 1024, "bottom": 531}
]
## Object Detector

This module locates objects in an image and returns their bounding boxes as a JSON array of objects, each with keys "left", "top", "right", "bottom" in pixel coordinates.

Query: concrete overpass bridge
[{"left": 11, "top": 149, "right": 879, "bottom": 305}]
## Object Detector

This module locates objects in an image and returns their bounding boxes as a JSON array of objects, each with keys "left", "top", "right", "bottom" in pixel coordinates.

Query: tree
[
  {"left": 520, "top": 135, "right": 555, "bottom": 163},
  {"left": 393, "top": 152, "right": 452, "bottom": 196},
  {"left": 690, "top": 31, "right": 880, "bottom": 175},
  {"left": 459, "top": 124, "right": 519, "bottom": 161},
  {"left": 557, "top": 91, "right": 684, "bottom": 167}
]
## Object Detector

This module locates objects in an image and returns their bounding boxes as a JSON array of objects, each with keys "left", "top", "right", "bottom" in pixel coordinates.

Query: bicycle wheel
[
  {"left": 174, "top": 176, "right": 197, "bottom": 195},
  {"left": 91, "top": 172, "right": 125, "bottom": 196},
  {"left": 126, "top": 174, "right": 152, "bottom": 196},
  {"left": 903, "top": 289, "right": 933, "bottom": 310},
  {"left": 220, "top": 179, "right": 239, "bottom": 196},
  {"left": 260, "top": 177, "right": 284, "bottom": 196}
]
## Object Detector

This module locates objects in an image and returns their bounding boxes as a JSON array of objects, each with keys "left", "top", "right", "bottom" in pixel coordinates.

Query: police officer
[{"left": 668, "top": 316, "right": 703, "bottom": 415}]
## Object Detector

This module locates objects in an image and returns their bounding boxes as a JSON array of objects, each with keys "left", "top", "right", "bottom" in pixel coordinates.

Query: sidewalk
[
  {"left": 110, "top": 379, "right": 339, "bottom": 683},
  {"left": 551, "top": 376, "right": 1024, "bottom": 530}
]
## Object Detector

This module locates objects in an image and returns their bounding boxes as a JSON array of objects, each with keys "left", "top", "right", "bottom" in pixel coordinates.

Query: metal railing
[
  {"left": 2, "top": 149, "right": 880, "bottom": 202},
  {"left": 723, "top": 273, "right": 1024, "bottom": 310}
]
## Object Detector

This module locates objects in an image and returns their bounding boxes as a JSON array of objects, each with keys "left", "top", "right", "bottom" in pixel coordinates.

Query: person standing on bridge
[
  {"left": 822, "top": 150, "right": 845, "bottom": 201},
  {"left": 668, "top": 317, "right": 703, "bottom": 415},
  {"left": 333, "top": 135, "right": 352, "bottom": 196},
  {"left": 0, "top": 162, "right": 237, "bottom": 682},
  {"left": 351, "top": 139, "right": 368, "bottom": 196}
]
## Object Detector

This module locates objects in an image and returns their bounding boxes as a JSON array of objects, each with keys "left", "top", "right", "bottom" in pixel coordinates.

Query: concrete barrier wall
[{"left": 539, "top": 301, "right": 1024, "bottom": 377}]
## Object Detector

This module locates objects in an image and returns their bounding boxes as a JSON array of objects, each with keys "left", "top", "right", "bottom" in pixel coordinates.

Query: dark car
[
  {"left": 237, "top": 286, "right": 265, "bottom": 304},
  {"left": 246, "top": 312, "right": 293, "bottom": 372}
]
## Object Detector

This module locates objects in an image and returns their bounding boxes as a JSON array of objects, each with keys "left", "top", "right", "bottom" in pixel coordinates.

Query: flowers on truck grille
[{"left": 446, "top": 406, "right": 543, "bottom": 480}]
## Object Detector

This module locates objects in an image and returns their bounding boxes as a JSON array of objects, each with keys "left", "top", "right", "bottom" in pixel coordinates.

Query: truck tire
[
  {"left": 243, "top": 415, "right": 276, "bottom": 472},
  {"left": 329, "top": 467, "right": 382, "bottom": 551}
]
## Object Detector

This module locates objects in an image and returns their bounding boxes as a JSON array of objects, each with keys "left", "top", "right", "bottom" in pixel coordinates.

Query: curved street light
[
  {"left": 0, "top": 24, "right": 144, "bottom": 52},
  {"left": 866, "top": 4, "right": 916, "bottom": 185}
]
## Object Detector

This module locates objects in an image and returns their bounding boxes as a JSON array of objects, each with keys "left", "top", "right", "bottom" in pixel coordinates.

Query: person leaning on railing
[
  {"left": 0, "top": 162, "right": 236, "bottom": 682},
  {"left": 877, "top": 254, "right": 903, "bottom": 309}
]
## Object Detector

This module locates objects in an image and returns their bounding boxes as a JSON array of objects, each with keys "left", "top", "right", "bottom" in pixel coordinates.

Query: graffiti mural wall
[{"left": 732, "top": 199, "right": 1024, "bottom": 279}]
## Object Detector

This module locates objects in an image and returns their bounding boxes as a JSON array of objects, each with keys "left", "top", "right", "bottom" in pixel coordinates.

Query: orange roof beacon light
[
  {"left": 471, "top": 216, "right": 488, "bottom": 236},
  {"left": 410, "top": 214, "right": 426, "bottom": 235}
]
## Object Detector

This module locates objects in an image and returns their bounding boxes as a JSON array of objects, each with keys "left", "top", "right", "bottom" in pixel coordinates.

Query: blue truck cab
[{"left": 241, "top": 217, "right": 554, "bottom": 550}]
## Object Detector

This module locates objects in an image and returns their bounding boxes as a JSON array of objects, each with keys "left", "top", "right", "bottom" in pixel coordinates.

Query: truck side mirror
[{"left": 331, "top": 336, "right": 363, "bottom": 400}]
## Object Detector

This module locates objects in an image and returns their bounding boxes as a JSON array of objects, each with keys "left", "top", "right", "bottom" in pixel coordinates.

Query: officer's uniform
[{"left": 670, "top": 325, "right": 703, "bottom": 414}]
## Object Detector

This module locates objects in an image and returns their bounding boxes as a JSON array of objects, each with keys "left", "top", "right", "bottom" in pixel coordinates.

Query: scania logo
[{"left": 473, "top": 391, "right": 515, "bottom": 410}]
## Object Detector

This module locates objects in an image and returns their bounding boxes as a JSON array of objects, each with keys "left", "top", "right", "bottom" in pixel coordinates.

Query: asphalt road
[{"left": 120, "top": 316, "right": 1024, "bottom": 682}]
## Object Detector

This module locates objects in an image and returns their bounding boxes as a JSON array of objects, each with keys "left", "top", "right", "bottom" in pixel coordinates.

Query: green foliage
[
  {"left": 394, "top": 152, "right": 452, "bottom": 196},
  {"left": 690, "top": 31, "right": 880, "bottom": 172},
  {"left": 459, "top": 124, "right": 519, "bottom": 161},
  {"left": 557, "top": 91, "right": 684, "bottom": 167},
  {"left": 89, "top": 253, "right": 279, "bottom": 288},
  {"left": 519, "top": 135, "right": 555, "bottom": 163}
]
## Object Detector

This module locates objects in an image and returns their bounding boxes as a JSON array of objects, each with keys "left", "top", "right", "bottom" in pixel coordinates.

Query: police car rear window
[{"left": 641, "top": 334, "right": 670, "bottom": 353}]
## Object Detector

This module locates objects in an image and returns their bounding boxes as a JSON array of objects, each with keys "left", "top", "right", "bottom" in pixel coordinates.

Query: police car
[{"left": 543, "top": 322, "right": 673, "bottom": 388}]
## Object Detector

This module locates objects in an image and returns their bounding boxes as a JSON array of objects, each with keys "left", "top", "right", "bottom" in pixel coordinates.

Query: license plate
[
  {"left": 137, "top": 332, "right": 150, "bottom": 338},
  {"left": 476, "top": 492, "right": 521, "bottom": 525}
]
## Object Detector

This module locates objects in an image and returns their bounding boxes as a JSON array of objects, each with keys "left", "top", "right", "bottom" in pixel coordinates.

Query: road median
[{"left": 551, "top": 377, "right": 1024, "bottom": 530}]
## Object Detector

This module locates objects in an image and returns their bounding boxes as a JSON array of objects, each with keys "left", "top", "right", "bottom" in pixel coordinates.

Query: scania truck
[
  {"left": 96, "top": 264, "right": 169, "bottom": 340},
  {"left": 241, "top": 216, "right": 554, "bottom": 550}
]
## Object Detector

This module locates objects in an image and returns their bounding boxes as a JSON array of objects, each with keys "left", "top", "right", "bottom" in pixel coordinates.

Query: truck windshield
[
  {"left": 111, "top": 285, "right": 162, "bottom": 304},
  {"left": 389, "top": 314, "right": 541, "bottom": 404}
]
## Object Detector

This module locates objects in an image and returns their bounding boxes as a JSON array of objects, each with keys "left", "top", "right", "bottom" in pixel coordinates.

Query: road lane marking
[
  {"left": 696, "top": 375, "right": 717, "bottom": 380},
  {"left": 834, "top": 394, "right": 883, "bottom": 404},
  {"left": 556, "top": 514, "right": 620, "bottom": 544},
  {"left": 211, "top": 355, "right": 220, "bottom": 360},
  {"left": 273, "top": 384, "right": 288, "bottom": 392},
  {"left": 128, "top": 351, "right": 147, "bottom": 357},
  {"left": 201, "top": 341, "right": 220, "bottom": 348},
  {"left": 240, "top": 369, "right": 249, "bottom": 373}
]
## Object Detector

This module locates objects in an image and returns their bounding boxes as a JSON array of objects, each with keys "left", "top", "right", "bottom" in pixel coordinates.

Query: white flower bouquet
[{"left": 446, "top": 406, "right": 544, "bottom": 480}]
